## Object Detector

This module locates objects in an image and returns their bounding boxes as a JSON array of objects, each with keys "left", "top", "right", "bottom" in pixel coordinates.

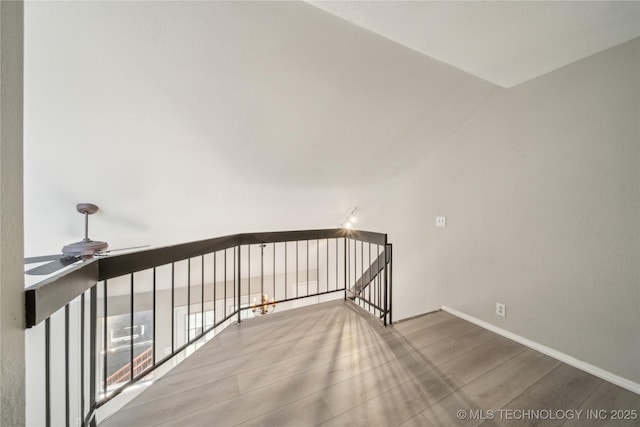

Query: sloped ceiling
[
  {"left": 24, "top": 1, "right": 496, "bottom": 253},
  {"left": 24, "top": 1, "right": 639, "bottom": 255},
  {"left": 307, "top": 1, "right": 640, "bottom": 87}
]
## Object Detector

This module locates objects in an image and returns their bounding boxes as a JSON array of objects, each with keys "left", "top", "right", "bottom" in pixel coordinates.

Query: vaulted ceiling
[
  {"left": 307, "top": 1, "right": 640, "bottom": 87},
  {"left": 23, "top": 1, "right": 640, "bottom": 254}
]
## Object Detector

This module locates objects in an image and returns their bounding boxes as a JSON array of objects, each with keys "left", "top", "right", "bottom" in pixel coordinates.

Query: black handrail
[
  {"left": 24, "top": 227, "right": 392, "bottom": 427},
  {"left": 25, "top": 228, "right": 386, "bottom": 328},
  {"left": 25, "top": 259, "right": 99, "bottom": 327},
  {"left": 98, "top": 228, "right": 385, "bottom": 281}
]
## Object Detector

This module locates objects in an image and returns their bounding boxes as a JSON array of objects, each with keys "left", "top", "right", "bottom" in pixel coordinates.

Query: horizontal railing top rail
[
  {"left": 25, "top": 228, "right": 388, "bottom": 328},
  {"left": 98, "top": 228, "right": 386, "bottom": 281}
]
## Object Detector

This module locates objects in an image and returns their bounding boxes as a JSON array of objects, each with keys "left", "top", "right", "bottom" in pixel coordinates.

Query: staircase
[{"left": 106, "top": 347, "right": 154, "bottom": 386}]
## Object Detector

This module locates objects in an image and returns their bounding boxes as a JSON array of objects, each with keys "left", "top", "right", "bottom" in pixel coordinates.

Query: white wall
[
  {"left": 366, "top": 38, "right": 640, "bottom": 385},
  {"left": 23, "top": 1, "right": 494, "bottom": 257},
  {"left": 0, "top": 1, "right": 25, "bottom": 424}
]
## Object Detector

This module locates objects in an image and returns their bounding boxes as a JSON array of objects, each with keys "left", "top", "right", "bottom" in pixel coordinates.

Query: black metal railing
[{"left": 24, "top": 228, "right": 392, "bottom": 426}]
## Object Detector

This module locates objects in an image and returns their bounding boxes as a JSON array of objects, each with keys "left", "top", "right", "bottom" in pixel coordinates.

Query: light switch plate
[{"left": 436, "top": 216, "right": 446, "bottom": 227}]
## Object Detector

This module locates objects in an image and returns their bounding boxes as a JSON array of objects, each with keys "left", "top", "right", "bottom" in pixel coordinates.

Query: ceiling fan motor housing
[
  {"left": 61, "top": 202, "right": 109, "bottom": 257},
  {"left": 76, "top": 203, "right": 100, "bottom": 214}
]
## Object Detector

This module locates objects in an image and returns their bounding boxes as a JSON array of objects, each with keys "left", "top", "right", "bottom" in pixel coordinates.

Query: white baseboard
[{"left": 441, "top": 305, "right": 640, "bottom": 396}]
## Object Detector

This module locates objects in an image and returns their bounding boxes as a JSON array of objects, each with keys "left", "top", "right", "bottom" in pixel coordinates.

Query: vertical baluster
[
  {"left": 45, "top": 317, "right": 51, "bottom": 427},
  {"left": 377, "top": 245, "right": 380, "bottom": 317},
  {"left": 380, "top": 246, "right": 385, "bottom": 321},
  {"left": 368, "top": 260, "right": 372, "bottom": 314},
  {"left": 201, "top": 255, "right": 204, "bottom": 336},
  {"left": 346, "top": 238, "right": 349, "bottom": 296},
  {"left": 187, "top": 259, "right": 191, "bottom": 343},
  {"left": 326, "top": 239, "right": 329, "bottom": 293},
  {"left": 273, "top": 242, "right": 276, "bottom": 301},
  {"left": 382, "top": 245, "right": 386, "bottom": 325},
  {"left": 233, "top": 248, "right": 237, "bottom": 317},
  {"left": 343, "top": 238, "right": 347, "bottom": 299},
  {"left": 260, "top": 244, "right": 264, "bottom": 302},
  {"left": 152, "top": 268, "right": 156, "bottom": 366},
  {"left": 354, "top": 239, "right": 358, "bottom": 306},
  {"left": 379, "top": 247, "right": 383, "bottom": 318},
  {"left": 306, "top": 240, "right": 309, "bottom": 297},
  {"left": 171, "top": 264, "right": 175, "bottom": 354},
  {"left": 377, "top": 244, "right": 380, "bottom": 317},
  {"left": 369, "top": 244, "right": 382, "bottom": 320},
  {"left": 360, "top": 240, "right": 364, "bottom": 312},
  {"left": 284, "top": 242, "right": 288, "bottom": 300},
  {"left": 213, "top": 252, "right": 217, "bottom": 327},
  {"left": 336, "top": 239, "right": 339, "bottom": 293},
  {"left": 89, "top": 286, "right": 97, "bottom": 424},
  {"left": 80, "top": 293, "right": 85, "bottom": 425},
  {"left": 224, "top": 249, "right": 227, "bottom": 319},
  {"left": 317, "top": 240, "right": 320, "bottom": 294},
  {"left": 296, "top": 241, "right": 299, "bottom": 299},
  {"left": 356, "top": 242, "right": 364, "bottom": 313},
  {"left": 369, "top": 243, "right": 372, "bottom": 314},
  {"left": 237, "top": 246, "right": 242, "bottom": 323},
  {"left": 130, "top": 273, "right": 134, "bottom": 381},
  {"left": 384, "top": 245, "right": 393, "bottom": 325},
  {"left": 376, "top": 245, "right": 380, "bottom": 311},
  {"left": 103, "top": 280, "right": 108, "bottom": 395},
  {"left": 65, "top": 304, "right": 70, "bottom": 427}
]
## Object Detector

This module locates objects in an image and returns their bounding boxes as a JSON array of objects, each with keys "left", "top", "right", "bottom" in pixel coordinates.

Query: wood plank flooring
[{"left": 100, "top": 301, "right": 639, "bottom": 427}]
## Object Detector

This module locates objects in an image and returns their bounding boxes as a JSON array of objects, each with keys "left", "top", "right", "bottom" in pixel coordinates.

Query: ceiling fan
[{"left": 24, "top": 203, "right": 146, "bottom": 276}]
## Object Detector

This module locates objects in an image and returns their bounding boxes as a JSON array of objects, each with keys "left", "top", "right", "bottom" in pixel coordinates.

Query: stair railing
[{"left": 105, "top": 346, "right": 153, "bottom": 387}]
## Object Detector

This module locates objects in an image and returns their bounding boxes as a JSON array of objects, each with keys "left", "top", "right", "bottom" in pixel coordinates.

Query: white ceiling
[
  {"left": 25, "top": 1, "right": 497, "bottom": 252},
  {"left": 307, "top": 1, "right": 640, "bottom": 88},
  {"left": 23, "top": 1, "right": 639, "bottom": 253}
]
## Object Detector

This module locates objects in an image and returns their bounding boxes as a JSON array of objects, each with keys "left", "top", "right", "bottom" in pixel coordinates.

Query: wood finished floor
[{"left": 101, "top": 301, "right": 639, "bottom": 427}]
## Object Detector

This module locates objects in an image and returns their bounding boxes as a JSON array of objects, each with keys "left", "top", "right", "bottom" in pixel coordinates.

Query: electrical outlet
[
  {"left": 496, "top": 302, "right": 506, "bottom": 317},
  {"left": 436, "top": 216, "right": 446, "bottom": 227}
]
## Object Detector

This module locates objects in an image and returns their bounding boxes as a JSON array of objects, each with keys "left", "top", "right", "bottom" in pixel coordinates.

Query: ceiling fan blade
[
  {"left": 24, "top": 254, "right": 62, "bottom": 264},
  {"left": 25, "top": 257, "right": 79, "bottom": 276},
  {"left": 96, "top": 245, "right": 150, "bottom": 256}
]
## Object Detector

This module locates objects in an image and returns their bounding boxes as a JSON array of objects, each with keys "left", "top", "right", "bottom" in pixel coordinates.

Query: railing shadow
[{"left": 343, "top": 303, "right": 485, "bottom": 425}]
